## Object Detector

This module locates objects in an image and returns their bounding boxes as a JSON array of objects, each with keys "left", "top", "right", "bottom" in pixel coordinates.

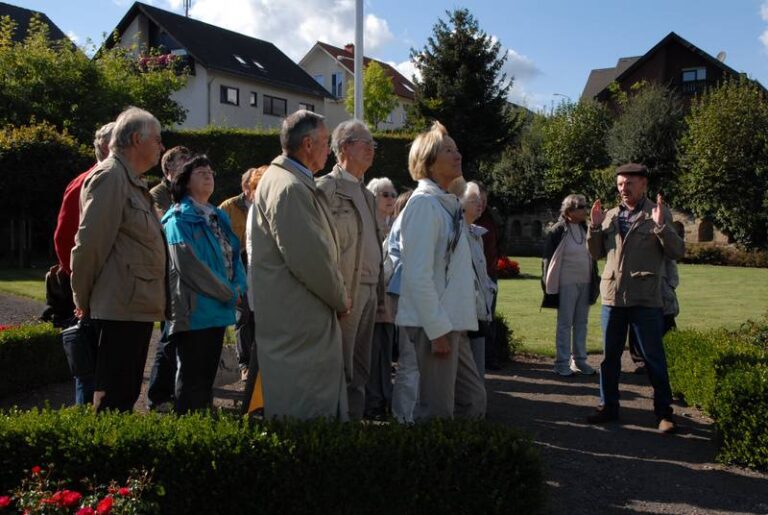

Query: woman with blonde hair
[{"left": 395, "top": 122, "right": 486, "bottom": 420}]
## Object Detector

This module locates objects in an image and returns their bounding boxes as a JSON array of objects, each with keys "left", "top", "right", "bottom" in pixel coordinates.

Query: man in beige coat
[
  {"left": 71, "top": 106, "right": 167, "bottom": 412},
  {"left": 586, "top": 163, "right": 684, "bottom": 433},
  {"left": 248, "top": 110, "right": 351, "bottom": 420},
  {"left": 317, "top": 120, "right": 384, "bottom": 420}
]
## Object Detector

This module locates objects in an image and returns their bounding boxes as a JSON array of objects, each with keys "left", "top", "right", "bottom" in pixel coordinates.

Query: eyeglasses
[
  {"left": 379, "top": 191, "right": 397, "bottom": 199},
  {"left": 574, "top": 204, "right": 587, "bottom": 209},
  {"left": 193, "top": 169, "right": 216, "bottom": 178},
  {"left": 349, "top": 138, "right": 378, "bottom": 149}
]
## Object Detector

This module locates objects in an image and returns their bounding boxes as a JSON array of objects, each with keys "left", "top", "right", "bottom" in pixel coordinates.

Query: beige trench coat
[{"left": 248, "top": 156, "right": 349, "bottom": 420}]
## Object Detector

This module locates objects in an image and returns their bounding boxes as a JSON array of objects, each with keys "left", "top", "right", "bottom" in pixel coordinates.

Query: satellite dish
[{"left": 716, "top": 51, "right": 727, "bottom": 63}]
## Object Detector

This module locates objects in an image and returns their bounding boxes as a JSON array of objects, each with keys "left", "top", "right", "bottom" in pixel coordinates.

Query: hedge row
[
  {"left": 0, "top": 409, "right": 546, "bottom": 514},
  {"left": 0, "top": 323, "right": 69, "bottom": 398},
  {"left": 681, "top": 244, "right": 768, "bottom": 268},
  {"left": 665, "top": 324, "right": 768, "bottom": 469}
]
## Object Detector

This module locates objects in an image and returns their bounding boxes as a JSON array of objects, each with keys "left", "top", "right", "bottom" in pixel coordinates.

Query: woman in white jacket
[{"left": 395, "top": 122, "right": 487, "bottom": 420}]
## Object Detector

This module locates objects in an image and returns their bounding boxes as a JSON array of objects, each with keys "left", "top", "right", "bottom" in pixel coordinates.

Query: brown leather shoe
[
  {"left": 658, "top": 417, "right": 677, "bottom": 434},
  {"left": 586, "top": 406, "right": 619, "bottom": 424}
]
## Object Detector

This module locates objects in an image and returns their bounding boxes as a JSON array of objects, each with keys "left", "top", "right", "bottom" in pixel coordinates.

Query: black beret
[{"left": 616, "top": 163, "right": 648, "bottom": 177}]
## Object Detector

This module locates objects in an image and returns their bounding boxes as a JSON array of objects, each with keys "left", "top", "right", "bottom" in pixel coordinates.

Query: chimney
[{"left": 344, "top": 43, "right": 354, "bottom": 54}]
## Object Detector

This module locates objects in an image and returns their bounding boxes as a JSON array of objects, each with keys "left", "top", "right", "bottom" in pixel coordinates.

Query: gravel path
[{"left": 2, "top": 292, "right": 767, "bottom": 513}]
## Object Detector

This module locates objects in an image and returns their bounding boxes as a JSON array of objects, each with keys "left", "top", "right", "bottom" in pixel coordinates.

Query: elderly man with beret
[{"left": 586, "top": 163, "right": 684, "bottom": 433}]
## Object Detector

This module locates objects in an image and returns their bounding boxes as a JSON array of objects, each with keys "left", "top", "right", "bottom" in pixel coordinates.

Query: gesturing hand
[
  {"left": 430, "top": 334, "right": 451, "bottom": 357},
  {"left": 590, "top": 199, "right": 605, "bottom": 227},
  {"left": 652, "top": 193, "right": 665, "bottom": 226}
]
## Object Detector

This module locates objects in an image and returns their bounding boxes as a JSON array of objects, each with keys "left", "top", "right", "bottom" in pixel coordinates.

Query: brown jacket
[
  {"left": 587, "top": 199, "right": 684, "bottom": 308},
  {"left": 71, "top": 154, "right": 167, "bottom": 322},
  {"left": 149, "top": 179, "right": 173, "bottom": 217},
  {"left": 219, "top": 193, "right": 249, "bottom": 250}
]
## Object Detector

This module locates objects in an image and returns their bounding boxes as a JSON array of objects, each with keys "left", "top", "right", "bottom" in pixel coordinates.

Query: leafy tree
[
  {"left": 679, "top": 78, "right": 768, "bottom": 248},
  {"left": 410, "top": 8, "right": 521, "bottom": 177},
  {"left": 540, "top": 99, "right": 612, "bottom": 200},
  {"left": 607, "top": 83, "right": 685, "bottom": 199},
  {"left": 345, "top": 61, "right": 398, "bottom": 129},
  {"left": 0, "top": 15, "right": 188, "bottom": 144},
  {"left": 478, "top": 114, "right": 548, "bottom": 211}
]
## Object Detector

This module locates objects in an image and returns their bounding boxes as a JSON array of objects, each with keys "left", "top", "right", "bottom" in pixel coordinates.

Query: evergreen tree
[
  {"left": 410, "top": 9, "right": 520, "bottom": 177},
  {"left": 345, "top": 61, "right": 398, "bottom": 129}
]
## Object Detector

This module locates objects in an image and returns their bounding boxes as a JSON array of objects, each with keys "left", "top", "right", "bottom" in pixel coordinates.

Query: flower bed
[
  {"left": 0, "top": 409, "right": 546, "bottom": 514},
  {"left": 497, "top": 256, "right": 521, "bottom": 279}
]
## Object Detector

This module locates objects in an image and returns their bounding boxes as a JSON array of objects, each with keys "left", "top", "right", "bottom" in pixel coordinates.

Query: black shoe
[
  {"left": 587, "top": 406, "right": 619, "bottom": 424},
  {"left": 633, "top": 364, "right": 647, "bottom": 375}
]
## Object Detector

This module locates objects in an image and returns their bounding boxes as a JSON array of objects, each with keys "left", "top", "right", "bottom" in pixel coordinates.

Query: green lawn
[
  {"left": 497, "top": 257, "right": 768, "bottom": 357},
  {"left": 2, "top": 260, "right": 767, "bottom": 358},
  {"left": 0, "top": 267, "right": 47, "bottom": 302}
]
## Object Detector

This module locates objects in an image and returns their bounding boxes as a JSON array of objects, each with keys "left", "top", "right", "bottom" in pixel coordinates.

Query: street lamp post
[{"left": 354, "top": 0, "right": 363, "bottom": 121}]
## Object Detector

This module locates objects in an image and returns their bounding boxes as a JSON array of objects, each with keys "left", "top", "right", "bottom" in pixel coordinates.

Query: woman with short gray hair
[{"left": 541, "top": 193, "right": 599, "bottom": 376}]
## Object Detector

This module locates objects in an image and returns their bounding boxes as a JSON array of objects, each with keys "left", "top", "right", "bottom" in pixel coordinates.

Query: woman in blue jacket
[{"left": 164, "top": 154, "right": 246, "bottom": 413}]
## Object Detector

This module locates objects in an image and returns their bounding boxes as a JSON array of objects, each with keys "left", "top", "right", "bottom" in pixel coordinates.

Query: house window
[
  {"left": 682, "top": 67, "right": 706, "bottom": 82},
  {"left": 331, "top": 72, "right": 343, "bottom": 97},
  {"left": 220, "top": 85, "right": 239, "bottom": 106},
  {"left": 233, "top": 54, "right": 248, "bottom": 67},
  {"left": 313, "top": 74, "right": 324, "bottom": 86},
  {"left": 263, "top": 95, "right": 287, "bottom": 117},
  {"left": 251, "top": 59, "right": 265, "bottom": 70},
  {"left": 250, "top": 92, "right": 258, "bottom": 107},
  {"left": 299, "top": 102, "right": 315, "bottom": 112}
]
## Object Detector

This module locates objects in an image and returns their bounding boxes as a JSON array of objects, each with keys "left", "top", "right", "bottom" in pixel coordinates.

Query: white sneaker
[{"left": 570, "top": 360, "right": 596, "bottom": 375}]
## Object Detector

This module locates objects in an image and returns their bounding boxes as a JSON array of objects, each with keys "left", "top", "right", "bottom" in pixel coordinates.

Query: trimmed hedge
[
  {"left": 665, "top": 325, "right": 768, "bottom": 469},
  {"left": 681, "top": 244, "right": 768, "bottom": 268},
  {"left": 156, "top": 128, "right": 416, "bottom": 205},
  {"left": 0, "top": 323, "right": 69, "bottom": 397},
  {"left": 0, "top": 409, "right": 546, "bottom": 514}
]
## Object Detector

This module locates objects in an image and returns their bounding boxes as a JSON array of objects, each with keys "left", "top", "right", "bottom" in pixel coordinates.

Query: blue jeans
[
  {"left": 599, "top": 305, "right": 673, "bottom": 419},
  {"left": 74, "top": 375, "right": 94, "bottom": 405},
  {"left": 147, "top": 322, "right": 176, "bottom": 408}
]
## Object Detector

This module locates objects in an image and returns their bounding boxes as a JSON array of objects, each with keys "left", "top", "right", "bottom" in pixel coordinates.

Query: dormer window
[{"left": 234, "top": 54, "right": 248, "bottom": 67}]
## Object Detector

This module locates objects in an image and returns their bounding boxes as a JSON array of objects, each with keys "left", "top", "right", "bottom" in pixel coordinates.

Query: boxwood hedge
[
  {"left": 0, "top": 409, "right": 546, "bottom": 514},
  {"left": 0, "top": 323, "right": 69, "bottom": 397}
]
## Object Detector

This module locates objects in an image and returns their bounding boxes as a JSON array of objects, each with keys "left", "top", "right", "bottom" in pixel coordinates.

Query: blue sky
[{"left": 13, "top": 0, "right": 768, "bottom": 110}]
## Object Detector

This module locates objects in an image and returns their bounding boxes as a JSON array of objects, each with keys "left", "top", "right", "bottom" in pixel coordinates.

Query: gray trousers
[
  {"left": 555, "top": 282, "right": 590, "bottom": 371},
  {"left": 392, "top": 325, "right": 419, "bottom": 423},
  {"left": 406, "top": 327, "right": 487, "bottom": 420},
  {"left": 340, "top": 283, "right": 377, "bottom": 420}
]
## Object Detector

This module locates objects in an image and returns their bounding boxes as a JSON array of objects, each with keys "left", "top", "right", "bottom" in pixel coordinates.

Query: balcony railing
[{"left": 680, "top": 79, "right": 708, "bottom": 95}]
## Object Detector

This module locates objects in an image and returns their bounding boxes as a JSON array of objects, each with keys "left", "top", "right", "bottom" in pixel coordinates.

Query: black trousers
[
  {"left": 173, "top": 327, "right": 225, "bottom": 414},
  {"left": 235, "top": 298, "right": 255, "bottom": 370},
  {"left": 629, "top": 315, "right": 677, "bottom": 365},
  {"left": 93, "top": 320, "right": 153, "bottom": 413},
  {"left": 147, "top": 321, "right": 177, "bottom": 407}
]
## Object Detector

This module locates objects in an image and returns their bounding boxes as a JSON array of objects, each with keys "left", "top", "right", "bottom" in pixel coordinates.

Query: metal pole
[{"left": 354, "top": 0, "right": 364, "bottom": 121}]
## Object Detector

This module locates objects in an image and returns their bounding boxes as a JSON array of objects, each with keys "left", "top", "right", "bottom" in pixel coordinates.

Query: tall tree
[
  {"left": 679, "top": 78, "right": 768, "bottom": 248},
  {"left": 540, "top": 99, "right": 613, "bottom": 201},
  {"left": 345, "top": 61, "right": 398, "bottom": 129},
  {"left": 410, "top": 8, "right": 520, "bottom": 177},
  {"left": 0, "top": 15, "right": 188, "bottom": 144}
]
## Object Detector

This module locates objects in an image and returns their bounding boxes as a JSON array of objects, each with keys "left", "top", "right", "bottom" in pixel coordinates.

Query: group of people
[{"left": 53, "top": 105, "right": 685, "bottom": 433}]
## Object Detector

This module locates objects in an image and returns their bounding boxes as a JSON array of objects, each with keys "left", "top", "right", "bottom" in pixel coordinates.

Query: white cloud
[
  {"left": 171, "top": 0, "right": 393, "bottom": 61},
  {"left": 66, "top": 30, "right": 79, "bottom": 44},
  {"left": 391, "top": 59, "right": 420, "bottom": 83},
  {"left": 759, "top": 2, "right": 768, "bottom": 50},
  {"left": 761, "top": 1, "right": 768, "bottom": 21}
]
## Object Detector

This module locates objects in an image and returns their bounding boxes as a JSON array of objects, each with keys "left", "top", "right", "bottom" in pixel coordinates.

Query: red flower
[
  {"left": 0, "top": 496, "right": 12, "bottom": 509},
  {"left": 30, "top": 466, "right": 42, "bottom": 475},
  {"left": 76, "top": 508, "right": 95, "bottom": 515},
  {"left": 117, "top": 487, "right": 130, "bottom": 497},
  {"left": 96, "top": 496, "right": 113, "bottom": 514},
  {"left": 62, "top": 490, "right": 83, "bottom": 507}
]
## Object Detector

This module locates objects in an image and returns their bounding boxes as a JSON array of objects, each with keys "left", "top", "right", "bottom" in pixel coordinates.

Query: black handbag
[{"left": 61, "top": 320, "right": 99, "bottom": 377}]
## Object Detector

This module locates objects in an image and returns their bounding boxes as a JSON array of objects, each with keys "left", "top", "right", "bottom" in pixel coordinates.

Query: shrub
[
  {"left": 681, "top": 244, "right": 768, "bottom": 268},
  {"left": 496, "top": 312, "right": 523, "bottom": 363},
  {"left": 0, "top": 409, "right": 546, "bottom": 515},
  {"left": 0, "top": 323, "right": 69, "bottom": 397}
]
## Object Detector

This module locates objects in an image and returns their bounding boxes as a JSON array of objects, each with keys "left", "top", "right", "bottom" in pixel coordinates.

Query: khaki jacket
[
  {"left": 149, "top": 179, "right": 173, "bottom": 217},
  {"left": 249, "top": 155, "right": 348, "bottom": 420},
  {"left": 219, "top": 193, "right": 249, "bottom": 250},
  {"left": 71, "top": 154, "right": 167, "bottom": 322},
  {"left": 316, "top": 166, "right": 384, "bottom": 306},
  {"left": 587, "top": 199, "right": 684, "bottom": 308}
]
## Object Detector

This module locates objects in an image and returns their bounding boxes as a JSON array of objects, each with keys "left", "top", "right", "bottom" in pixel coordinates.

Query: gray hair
[
  {"left": 109, "top": 107, "right": 160, "bottom": 153},
  {"left": 331, "top": 119, "right": 370, "bottom": 160},
  {"left": 461, "top": 180, "right": 482, "bottom": 207},
  {"left": 366, "top": 177, "right": 395, "bottom": 196},
  {"left": 93, "top": 122, "right": 116, "bottom": 162},
  {"left": 560, "top": 193, "right": 587, "bottom": 217},
  {"left": 280, "top": 110, "right": 325, "bottom": 155}
]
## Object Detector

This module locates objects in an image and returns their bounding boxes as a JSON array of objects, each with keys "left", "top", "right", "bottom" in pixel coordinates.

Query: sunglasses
[{"left": 379, "top": 191, "right": 397, "bottom": 199}]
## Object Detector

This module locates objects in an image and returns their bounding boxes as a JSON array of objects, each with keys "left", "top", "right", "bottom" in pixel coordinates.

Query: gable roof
[
  {"left": 580, "top": 56, "right": 641, "bottom": 100},
  {"left": 108, "top": 2, "right": 332, "bottom": 99},
  {"left": 309, "top": 41, "right": 416, "bottom": 100},
  {"left": 0, "top": 1, "right": 71, "bottom": 44}
]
